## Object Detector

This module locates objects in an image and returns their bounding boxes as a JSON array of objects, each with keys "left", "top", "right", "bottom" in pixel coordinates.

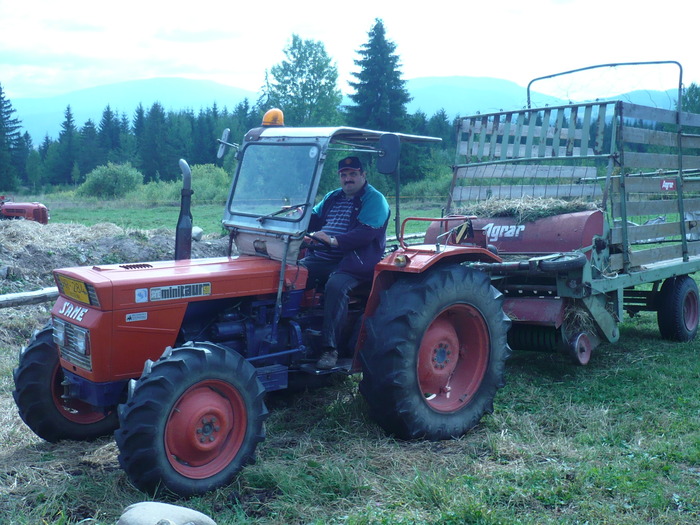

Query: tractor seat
[{"left": 348, "top": 281, "right": 372, "bottom": 304}]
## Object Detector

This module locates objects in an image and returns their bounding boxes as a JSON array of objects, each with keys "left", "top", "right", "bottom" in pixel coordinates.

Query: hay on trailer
[{"left": 457, "top": 196, "right": 600, "bottom": 224}]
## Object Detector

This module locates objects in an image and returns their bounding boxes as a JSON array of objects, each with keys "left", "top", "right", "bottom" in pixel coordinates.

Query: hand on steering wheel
[
  {"left": 302, "top": 232, "right": 333, "bottom": 251},
  {"left": 306, "top": 232, "right": 332, "bottom": 247}
]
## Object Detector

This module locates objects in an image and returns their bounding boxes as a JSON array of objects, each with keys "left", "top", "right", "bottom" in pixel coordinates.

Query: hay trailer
[{"left": 425, "top": 62, "right": 700, "bottom": 364}]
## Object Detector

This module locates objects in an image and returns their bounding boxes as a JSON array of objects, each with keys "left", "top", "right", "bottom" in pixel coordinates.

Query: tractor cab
[{"left": 217, "top": 109, "right": 441, "bottom": 267}]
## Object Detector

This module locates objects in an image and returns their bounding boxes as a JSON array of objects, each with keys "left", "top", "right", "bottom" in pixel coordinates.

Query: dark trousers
[{"left": 300, "top": 256, "right": 362, "bottom": 351}]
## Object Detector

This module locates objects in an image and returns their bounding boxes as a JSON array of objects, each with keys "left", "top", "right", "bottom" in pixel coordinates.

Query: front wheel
[
  {"left": 657, "top": 275, "right": 699, "bottom": 341},
  {"left": 12, "top": 325, "right": 118, "bottom": 442},
  {"left": 115, "top": 343, "right": 268, "bottom": 497},
  {"left": 360, "top": 265, "right": 511, "bottom": 440}
]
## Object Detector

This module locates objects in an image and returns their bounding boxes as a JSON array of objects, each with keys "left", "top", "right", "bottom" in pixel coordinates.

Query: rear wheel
[
  {"left": 12, "top": 325, "right": 118, "bottom": 442},
  {"left": 360, "top": 265, "right": 511, "bottom": 440},
  {"left": 115, "top": 343, "right": 268, "bottom": 497},
  {"left": 657, "top": 275, "right": 699, "bottom": 341}
]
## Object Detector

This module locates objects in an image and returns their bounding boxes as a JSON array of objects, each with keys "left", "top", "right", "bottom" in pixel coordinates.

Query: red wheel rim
[
  {"left": 570, "top": 333, "right": 592, "bottom": 365},
  {"left": 165, "top": 380, "right": 247, "bottom": 479},
  {"left": 683, "top": 289, "right": 699, "bottom": 332},
  {"left": 51, "top": 363, "right": 108, "bottom": 424},
  {"left": 416, "top": 304, "right": 489, "bottom": 413}
]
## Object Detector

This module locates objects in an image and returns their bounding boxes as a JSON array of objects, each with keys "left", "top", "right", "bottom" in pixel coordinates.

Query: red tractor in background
[
  {"left": 13, "top": 110, "right": 513, "bottom": 497},
  {"left": 0, "top": 195, "right": 49, "bottom": 224}
]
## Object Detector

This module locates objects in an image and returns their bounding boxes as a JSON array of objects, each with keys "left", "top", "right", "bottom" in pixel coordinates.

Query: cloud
[
  {"left": 155, "top": 29, "right": 233, "bottom": 44},
  {"left": 0, "top": 0, "right": 698, "bottom": 101}
]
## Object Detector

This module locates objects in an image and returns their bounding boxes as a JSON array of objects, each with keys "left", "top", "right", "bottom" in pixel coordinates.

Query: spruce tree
[
  {"left": 98, "top": 105, "right": 121, "bottom": 162},
  {"left": 140, "top": 102, "right": 176, "bottom": 182},
  {"left": 44, "top": 106, "right": 78, "bottom": 185},
  {"left": 78, "top": 119, "right": 101, "bottom": 178},
  {"left": 0, "top": 84, "right": 22, "bottom": 190},
  {"left": 132, "top": 104, "right": 146, "bottom": 171},
  {"left": 346, "top": 19, "right": 412, "bottom": 131}
]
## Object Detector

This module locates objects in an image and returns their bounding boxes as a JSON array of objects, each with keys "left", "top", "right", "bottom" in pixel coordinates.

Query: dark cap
[{"left": 338, "top": 156, "right": 363, "bottom": 172}]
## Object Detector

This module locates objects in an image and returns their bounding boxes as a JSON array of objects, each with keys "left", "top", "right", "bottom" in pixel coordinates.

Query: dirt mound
[{"left": 0, "top": 220, "right": 230, "bottom": 293}]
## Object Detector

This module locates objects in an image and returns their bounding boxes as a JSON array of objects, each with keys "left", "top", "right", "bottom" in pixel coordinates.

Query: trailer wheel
[
  {"left": 12, "top": 325, "right": 118, "bottom": 442},
  {"left": 360, "top": 265, "right": 511, "bottom": 440},
  {"left": 657, "top": 275, "right": 699, "bottom": 342},
  {"left": 115, "top": 343, "right": 268, "bottom": 497},
  {"left": 568, "top": 332, "right": 593, "bottom": 365}
]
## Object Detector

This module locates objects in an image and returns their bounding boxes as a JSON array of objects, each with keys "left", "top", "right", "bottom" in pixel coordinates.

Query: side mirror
[
  {"left": 376, "top": 133, "right": 401, "bottom": 174},
  {"left": 216, "top": 129, "right": 230, "bottom": 159},
  {"left": 217, "top": 128, "right": 239, "bottom": 159}
]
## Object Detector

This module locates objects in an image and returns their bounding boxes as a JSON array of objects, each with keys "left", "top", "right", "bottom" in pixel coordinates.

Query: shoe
[{"left": 316, "top": 349, "right": 338, "bottom": 369}]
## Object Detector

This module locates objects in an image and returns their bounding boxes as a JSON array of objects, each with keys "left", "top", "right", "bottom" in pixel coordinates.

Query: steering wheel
[{"left": 301, "top": 233, "right": 333, "bottom": 251}]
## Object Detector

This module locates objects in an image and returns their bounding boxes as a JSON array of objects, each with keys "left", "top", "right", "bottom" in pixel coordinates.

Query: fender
[
  {"left": 351, "top": 245, "right": 500, "bottom": 370},
  {"left": 365, "top": 244, "right": 500, "bottom": 316}
]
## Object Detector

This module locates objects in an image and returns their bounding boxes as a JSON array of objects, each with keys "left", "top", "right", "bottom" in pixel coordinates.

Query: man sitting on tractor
[{"left": 302, "top": 156, "right": 390, "bottom": 369}]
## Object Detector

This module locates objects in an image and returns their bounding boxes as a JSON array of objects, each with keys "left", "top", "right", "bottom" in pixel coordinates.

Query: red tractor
[
  {"left": 12, "top": 111, "right": 511, "bottom": 496},
  {"left": 0, "top": 195, "right": 49, "bottom": 224}
]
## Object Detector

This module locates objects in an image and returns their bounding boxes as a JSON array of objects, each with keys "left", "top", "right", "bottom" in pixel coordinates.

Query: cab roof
[{"left": 249, "top": 126, "right": 442, "bottom": 145}]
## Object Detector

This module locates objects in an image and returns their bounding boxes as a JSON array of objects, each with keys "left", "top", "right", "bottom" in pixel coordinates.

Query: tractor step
[{"left": 256, "top": 364, "right": 288, "bottom": 391}]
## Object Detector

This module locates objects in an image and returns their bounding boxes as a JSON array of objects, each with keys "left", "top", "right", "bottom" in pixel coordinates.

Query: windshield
[{"left": 228, "top": 143, "right": 320, "bottom": 220}]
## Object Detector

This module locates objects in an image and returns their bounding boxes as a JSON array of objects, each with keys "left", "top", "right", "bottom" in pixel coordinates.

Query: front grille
[
  {"left": 87, "top": 284, "right": 100, "bottom": 306},
  {"left": 56, "top": 320, "right": 92, "bottom": 371}
]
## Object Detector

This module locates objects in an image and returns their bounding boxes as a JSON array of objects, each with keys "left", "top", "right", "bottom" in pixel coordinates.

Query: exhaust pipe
[{"left": 175, "top": 159, "right": 193, "bottom": 260}]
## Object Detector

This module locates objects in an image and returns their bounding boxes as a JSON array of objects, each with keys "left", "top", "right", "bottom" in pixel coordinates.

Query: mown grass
[{"left": 1, "top": 202, "right": 699, "bottom": 524}]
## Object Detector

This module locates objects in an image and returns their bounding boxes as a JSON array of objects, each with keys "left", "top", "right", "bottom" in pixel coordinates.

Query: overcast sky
[{"left": 1, "top": 0, "right": 697, "bottom": 102}]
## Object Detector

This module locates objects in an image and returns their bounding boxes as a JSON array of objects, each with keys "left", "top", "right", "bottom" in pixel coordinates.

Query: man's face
[{"left": 339, "top": 169, "right": 366, "bottom": 196}]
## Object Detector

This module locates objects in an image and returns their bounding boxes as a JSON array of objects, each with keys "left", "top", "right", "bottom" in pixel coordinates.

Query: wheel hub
[
  {"left": 197, "top": 416, "right": 221, "bottom": 443},
  {"left": 418, "top": 318, "right": 459, "bottom": 392},
  {"left": 431, "top": 342, "right": 453, "bottom": 370}
]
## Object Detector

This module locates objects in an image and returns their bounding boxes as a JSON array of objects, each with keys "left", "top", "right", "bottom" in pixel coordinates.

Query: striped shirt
[{"left": 315, "top": 196, "right": 354, "bottom": 261}]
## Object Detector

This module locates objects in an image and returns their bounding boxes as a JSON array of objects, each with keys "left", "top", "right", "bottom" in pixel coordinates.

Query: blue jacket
[{"left": 309, "top": 183, "right": 390, "bottom": 280}]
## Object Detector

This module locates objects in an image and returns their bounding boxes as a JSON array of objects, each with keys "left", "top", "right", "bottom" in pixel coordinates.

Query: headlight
[
  {"left": 53, "top": 319, "right": 66, "bottom": 346},
  {"left": 73, "top": 327, "right": 90, "bottom": 355}
]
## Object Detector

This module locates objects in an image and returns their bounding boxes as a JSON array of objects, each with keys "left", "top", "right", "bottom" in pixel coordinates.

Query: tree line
[{"left": 0, "top": 19, "right": 456, "bottom": 194}]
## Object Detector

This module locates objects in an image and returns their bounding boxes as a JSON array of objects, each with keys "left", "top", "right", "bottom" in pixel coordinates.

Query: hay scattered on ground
[
  {"left": 0, "top": 221, "right": 230, "bottom": 299},
  {"left": 0, "top": 221, "right": 128, "bottom": 254},
  {"left": 457, "top": 196, "right": 600, "bottom": 224}
]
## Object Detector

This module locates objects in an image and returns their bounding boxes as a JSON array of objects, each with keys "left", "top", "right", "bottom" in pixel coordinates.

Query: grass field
[
  {"left": 1, "top": 202, "right": 699, "bottom": 524},
  {"left": 43, "top": 199, "right": 446, "bottom": 238}
]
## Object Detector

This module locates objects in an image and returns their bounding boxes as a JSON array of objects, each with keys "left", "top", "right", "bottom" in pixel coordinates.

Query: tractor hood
[{"left": 53, "top": 256, "right": 308, "bottom": 312}]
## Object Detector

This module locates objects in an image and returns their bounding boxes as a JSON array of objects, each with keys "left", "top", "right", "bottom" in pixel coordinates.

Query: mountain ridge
[{"left": 12, "top": 76, "right": 677, "bottom": 143}]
